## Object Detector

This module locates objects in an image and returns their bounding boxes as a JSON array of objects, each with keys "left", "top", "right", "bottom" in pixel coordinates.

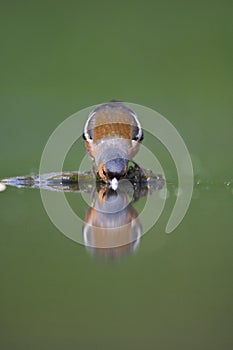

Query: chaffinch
[{"left": 83, "top": 101, "right": 143, "bottom": 184}]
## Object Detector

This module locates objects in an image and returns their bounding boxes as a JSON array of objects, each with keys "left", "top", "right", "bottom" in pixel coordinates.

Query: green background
[{"left": 0, "top": 1, "right": 232, "bottom": 349}]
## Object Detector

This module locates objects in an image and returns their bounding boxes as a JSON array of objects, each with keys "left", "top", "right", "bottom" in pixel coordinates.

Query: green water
[{"left": 0, "top": 1, "right": 232, "bottom": 349}]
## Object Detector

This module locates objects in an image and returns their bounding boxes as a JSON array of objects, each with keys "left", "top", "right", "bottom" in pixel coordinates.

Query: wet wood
[{"left": 1, "top": 165, "right": 164, "bottom": 194}]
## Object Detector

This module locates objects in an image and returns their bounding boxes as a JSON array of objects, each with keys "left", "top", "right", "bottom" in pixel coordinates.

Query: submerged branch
[{"left": 1, "top": 165, "right": 165, "bottom": 194}]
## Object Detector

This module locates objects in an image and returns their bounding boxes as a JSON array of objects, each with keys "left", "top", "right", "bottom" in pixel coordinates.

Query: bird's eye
[
  {"left": 132, "top": 133, "right": 144, "bottom": 142},
  {"left": 82, "top": 132, "right": 92, "bottom": 141},
  {"left": 132, "top": 126, "right": 143, "bottom": 142},
  {"left": 139, "top": 132, "right": 144, "bottom": 141}
]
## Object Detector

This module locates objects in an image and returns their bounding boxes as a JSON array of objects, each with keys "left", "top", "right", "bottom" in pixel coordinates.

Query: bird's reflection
[
  {"left": 2, "top": 169, "right": 165, "bottom": 260},
  {"left": 83, "top": 181, "right": 142, "bottom": 260}
]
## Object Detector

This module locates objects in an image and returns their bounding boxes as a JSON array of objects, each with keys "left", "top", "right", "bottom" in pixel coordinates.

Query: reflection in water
[
  {"left": 1, "top": 169, "right": 165, "bottom": 259},
  {"left": 1, "top": 170, "right": 232, "bottom": 260},
  {"left": 83, "top": 184, "right": 142, "bottom": 259}
]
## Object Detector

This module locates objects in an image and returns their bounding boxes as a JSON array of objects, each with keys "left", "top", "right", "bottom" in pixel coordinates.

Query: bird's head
[{"left": 98, "top": 157, "right": 128, "bottom": 183}]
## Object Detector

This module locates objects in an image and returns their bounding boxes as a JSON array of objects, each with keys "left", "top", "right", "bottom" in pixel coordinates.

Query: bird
[{"left": 83, "top": 101, "right": 143, "bottom": 185}]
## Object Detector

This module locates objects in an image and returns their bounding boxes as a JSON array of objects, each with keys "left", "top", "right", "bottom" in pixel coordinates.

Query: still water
[{"left": 0, "top": 175, "right": 232, "bottom": 349}]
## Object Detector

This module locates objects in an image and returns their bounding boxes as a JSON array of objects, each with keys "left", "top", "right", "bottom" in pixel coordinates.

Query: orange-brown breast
[
  {"left": 90, "top": 107, "right": 137, "bottom": 143},
  {"left": 94, "top": 123, "right": 132, "bottom": 142},
  {"left": 84, "top": 204, "right": 139, "bottom": 248}
]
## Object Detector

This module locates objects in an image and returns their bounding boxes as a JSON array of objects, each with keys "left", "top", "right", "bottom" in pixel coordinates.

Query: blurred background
[{"left": 0, "top": 1, "right": 232, "bottom": 349}]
